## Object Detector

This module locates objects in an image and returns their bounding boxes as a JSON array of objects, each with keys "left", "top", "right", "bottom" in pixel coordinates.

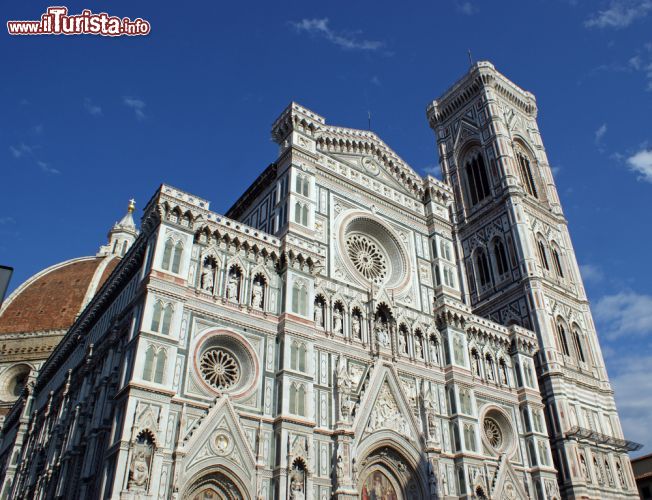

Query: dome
[{"left": 0, "top": 256, "right": 119, "bottom": 335}]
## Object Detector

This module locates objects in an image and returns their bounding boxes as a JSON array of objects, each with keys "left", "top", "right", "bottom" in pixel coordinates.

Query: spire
[{"left": 97, "top": 199, "right": 140, "bottom": 257}]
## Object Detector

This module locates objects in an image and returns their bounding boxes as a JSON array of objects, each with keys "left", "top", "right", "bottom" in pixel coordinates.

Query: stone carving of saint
[
  {"left": 289, "top": 476, "right": 304, "bottom": 500},
  {"left": 415, "top": 336, "right": 424, "bottom": 359},
  {"left": 200, "top": 265, "right": 214, "bottom": 292},
  {"left": 314, "top": 302, "right": 324, "bottom": 328},
  {"left": 227, "top": 274, "right": 239, "bottom": 302},
  {"left": 128, "top": 449, "right": 149, "bottom": 490},
  {"left": 500, "top": 362, "right": 509, "bottom": 385},
  {"left": 430, "top": 337, "right": 441, "bottom": 364},
  {"left": 486, "top": 358, "right": 495, "bottom": 381},
  {"left": 352, "top": 315, "right": 361, "bottom": 339},
  {"left": 375, "top": 322, "right": 389, "bottom": 348},
  {"left": 336, "top": 454, "right": 345, "bottom": 480},
  {"left": 333, "top": 308, "right": 343, "bottom": 334},
  {"left": 472, "top": 354, "right": 481, "bottom": 377},
  {"left": 252, "top": 281, "right": 263, "bottom": 310},
  {"left": 399, "top": 330, "right": 407, "bottom": 354}
]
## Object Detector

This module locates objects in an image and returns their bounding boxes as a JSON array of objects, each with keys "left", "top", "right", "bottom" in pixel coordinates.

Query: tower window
[
  {"left": 537, "top": 238, "right": 550, "bottom": 271},
  {"left": 552, "top": 245, "right": 564, "bottom": 278},
  {"left": 517, "top": 151, "right": 538, "bottom": 198},
  {"left": 573, "top": 326, "right": 587, "bottom": 363},
  {"left": 493, "top": 239, "right": 509, "bottom": 276},
  {"left": 465, "top": 152, "right": 491, "bottom": 206},
  {"left": 557, "top": 321, "right": 571, "bottom": 357},
  {"left": 476, "top": 249, "right": 491, "bottom": 287}
]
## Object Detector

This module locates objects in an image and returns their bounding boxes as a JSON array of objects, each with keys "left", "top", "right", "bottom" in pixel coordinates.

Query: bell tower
[{"left": 427, "top": 61, "right": 640, "bottom": 499}]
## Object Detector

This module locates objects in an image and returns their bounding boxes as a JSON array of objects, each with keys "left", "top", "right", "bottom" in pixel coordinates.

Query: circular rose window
[
  {"left": 200, "top": 348, "right": 240, "bottom": 390},
  {"left": 480, "top": 406, "right": 515, "bottom": 455},
  {"left": 484, "top": 417, "right": 503, "bottom": 448},
  {"left": 194, "top": 330, "right": 258, "bottom": 398},
  {"left": 345, "top": 233, "right": 389, "bottom": 285},
  {"left": 338, "top": 212, "right": 410, "bottom": 290}
]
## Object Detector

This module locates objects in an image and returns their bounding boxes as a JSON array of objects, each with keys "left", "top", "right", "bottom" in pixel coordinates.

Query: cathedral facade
[{"left": 0, "top": 62, "right": 639, "bottom": 499}]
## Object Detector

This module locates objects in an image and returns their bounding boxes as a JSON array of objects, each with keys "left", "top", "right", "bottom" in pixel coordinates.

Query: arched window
[
  {"left": 301, "top": 205, "right": 308, "bottom": 225},
  {"left": 475, "top": 249, "right": 491, "bottom": 287},
  {"left": 162, "top": 239, "right": 174, "bottom": 270},
  {"left": 154, "top": 349, "right": 166, "bottom": 384},
  {"left": 434, "top": 265, "right": 441, "bottom": 286},
  {"left": 121, "top": 240, "right": 128, "bottom": 256},
  {"left": 516, "top": 149, "right": 538, "bottom": 198},
  {"left": 493, "top": 239, "right": 509, "bottom": 276},
  {"left": 151, "top": 301, "right": 173, "bottom": 334},
  {"left": 557, "top": 321, "right": 571, "bottom": 357},
  {"left": 551, "top": 244, "right": 565, "bottom": 278},
  {"left": 291, "top": 280, "right": 308, "bottom": 316},
  {"left": 290, "top": 341, "right": 306, "bottom": 372},
  {"left": 289, "top": 383, "right": 306, "bottom": 416},
  {"left": 294, "top": 201, "right": 302, "bottom": 224},
  {"left": 171, "top": 241, "right": 184, "bottom": 273},
  {"left": 464, "top": 424, "right": 476, "bottom": 451},
  {"left": 295, "top": 174, "right": 309, "bottom": 196},
  {"left": 573, "top": 325, "right": 587, "bottom": 363},
  {"left": 464, "top": 151, "right": 491, "bottom": 206},
  {"left": 143, "top": 346, "right": 155, "bottom": 381},
  {"left": 112, "top": 239, "right": 119, "bottom": 254},
  {"left": 289, "top": 384, "right": 297, "bottom": 414},
  {"left": 537, "top": 237, "right": 550, "bottom": 271}
]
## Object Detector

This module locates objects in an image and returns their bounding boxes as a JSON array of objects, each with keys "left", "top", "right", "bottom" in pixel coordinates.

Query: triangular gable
[
  {"left": 327, "top": 152, "right": 413, "bottom": 196},
  {"left": 181, "top": 396, "right": 256, "bottom": 479},
  {"left": 353, "top": 362, "right": 421, "bottom": 444},
  {"left": 491, "top": 454, "right": 529, "bottom": 500},
  {"left": 453, "top": 119, "right": 481, "bottom": 152}
]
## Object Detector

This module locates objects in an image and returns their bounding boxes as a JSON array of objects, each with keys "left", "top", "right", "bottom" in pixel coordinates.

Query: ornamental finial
[{"left": 128, "top": 199, "right": 136, "bottom": 213}]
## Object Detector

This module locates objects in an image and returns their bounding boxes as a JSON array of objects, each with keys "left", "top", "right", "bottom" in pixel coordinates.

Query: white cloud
[
  {"left": 123, "top": 96, "right": 146, "bottom": 120},
  {"left": 84, "top": 97, "right": 102, "bottom": 116},
  {"left": 594, "top": 291, "right": 652, "bottom": 339},
  {"left": 290, "top": 18, "right": 384, "bottom": 52},
  {"left": 626, "top": 148, "right": 652, "bottom": 183},
  {"left": 9, "top": 143, "right": 33, "bottom": 159},
  {"left": 37, "top": 160, "right": 60, "bottom": 175},
  {"left": 423, "top": 164, "right": 442, "bottom": 179},
  {"left": 585, "top": 0, "right": 652, "bottom": 28},
  {"left": 594, "top": 123, "right": 607, "bottom": 144},
  {"left": 609, "top": 354, "right": 652, "bottom": 452},
  {"left": 456, "top": 1, "right": 479, "bottom": 15},
  {"left": 579, "top": 263, "right": 604, "bottom": 284}
]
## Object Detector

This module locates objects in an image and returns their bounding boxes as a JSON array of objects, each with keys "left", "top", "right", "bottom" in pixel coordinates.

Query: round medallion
[
  {"left": 484, "top": 417, "right": 503, "bottom": 449},
  {"left": 200, "top": 348, "right": 240, "bottom": 390},
  {"left": 214, "top": 433, "right": 230, "bottom": 454},
  {"left": 345, "top": 233, "right": 389, "bottom": 285}
]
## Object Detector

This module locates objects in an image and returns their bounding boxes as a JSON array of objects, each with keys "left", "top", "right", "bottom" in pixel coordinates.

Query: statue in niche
[
  {"left": 500, "top": 362, "right": 509, "bottom": 385},
  {"left": 415, "top": 336, "right": 424, "bottom": 359},
  {"left": 352, "top": 314, "right": 361, "bottom": 340},
  {"left": 333, "top": 307, "right": 343, "bottom": 334},
  {"left": 375, "top": 322, "right": 390, "bottom": 348},
  {"left": 314, "top": 301, "right": 324, "bottom": 328},
  {"left": 336, "top": 454, "right": 345, "bottom": 481},
  {"left": 289, "top": 473, "right": 304, "bottom": 500},
  {"left": 200, "top": 264, "right": 214, "bottom": 293},
  {"left": 486, "top": 357, "right": 495, "bottom": 381},
  {"left": 430, "top": 337, "right": 441, "bottom": 364},
  {"left": 399, "top": 330, "right": 407, "bottom": 354},
  {"left": 251, "top": 280, "right": 264, "bottom": 310},
  {"left": 227, "top": 273, "right": 239, "bottom": 302},
  {"left": 128, "top": 448, "right": 149, "bottom": 490},
  {"left": 423, "top": 388, "right": 440, "bottom": 444}
]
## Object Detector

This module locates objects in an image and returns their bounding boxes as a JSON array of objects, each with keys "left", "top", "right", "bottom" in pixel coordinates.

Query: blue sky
[{"left": 1, "top": 0, "right": 651, "bottom": 454}]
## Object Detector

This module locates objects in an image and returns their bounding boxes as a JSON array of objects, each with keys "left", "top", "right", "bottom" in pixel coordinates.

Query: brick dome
[{"left": 0, "top": 256, "right": 119, "bottom": 335}]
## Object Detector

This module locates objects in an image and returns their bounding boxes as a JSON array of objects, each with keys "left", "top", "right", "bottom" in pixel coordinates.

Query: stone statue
[
  {"left": 486, "top": 358, "right": 495, "bottom": 381},
  {"left": 500, "top": 362, "right": 509, "bottom": 385},
  {"left": 375, "top": 322, "right": 389, "bottom": 348},
  {"left": 398, "top": 330, "right": 407, "bottom": 354},
  {"left": 227, "top": 274, "right": 239, "bottom": 302},
  {"left": 289, "top": 476, "right": 304, "bottom": 500},
  {"left": 352, "top": 458, "right": 358, "bottom": 483},
  {"left": 200, "top": 265, "right": 214, "bottom": 292},
  {"left": 415, "top": 336, "right": 424, "bottom": 359},
  {"left": 430, "top": 337, "right": 441, "bottom": 364},
  {"left": 336, "top": 454, "right": 344, "bottom": 480},
  {"left": 352, "top": 315, "right": 361, "bottom": 339},
  {"left": 314, "top": 302, "right": 324, "bottom": 328},
  {"left": 252, "top": 281, "right": 264, "bottom": 310},
  {"left": 128, "top": 448, "right": 149, "bottom": 490},
  {"left": 333, "top": 308, "right": 343, "bottom": 334}
]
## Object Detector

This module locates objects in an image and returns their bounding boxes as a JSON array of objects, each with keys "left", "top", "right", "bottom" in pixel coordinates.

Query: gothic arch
[
  {"left": 181, "top": 466, "right": 252, "bottom": 500},
  {"left": 356, "top": 442, "right": 427, "bottom": 500}
]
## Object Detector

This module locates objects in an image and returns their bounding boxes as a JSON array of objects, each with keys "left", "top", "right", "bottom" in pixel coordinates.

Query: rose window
[
  {"left": 199, "top": 348, "right": 240, "bottom": 390},
  {"left": 484, "top": 417, "right": 503, "bottom": 449},
  {"left": 345, "top": 233, "right": 388, "bottom": 285}
]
